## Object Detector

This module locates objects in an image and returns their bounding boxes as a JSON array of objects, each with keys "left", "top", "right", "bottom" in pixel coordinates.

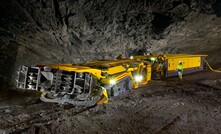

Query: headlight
[
  {"left": 150, "top": 57, "right": 155, "bottom": 61},
  {"left": 135, "top": 75, "right": 143, "bottom": 82},
  {"left": 130, "top": 56, "right": 134, "bottom": 60},
  {"left": 110, "top": 79, "right": 116, "bottom": 85}
]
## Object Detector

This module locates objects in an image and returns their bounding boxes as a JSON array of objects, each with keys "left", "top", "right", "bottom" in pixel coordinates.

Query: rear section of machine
[
  {"left": 133, "top": 54, "right": 207, "bottom": 79},
  {"left": 164, "top": 54, "right": 207, "bottom": 77}
]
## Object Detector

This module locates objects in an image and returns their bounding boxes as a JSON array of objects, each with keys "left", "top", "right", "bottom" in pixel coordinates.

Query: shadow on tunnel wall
[
  {"left": 0, "top": 0, "right": 22, "bottom": 90},
  {"left": 212, "top": 1, "right": 221, "bottom": 17},
  {"left": 0, "top": 39, "right": 18, "bottom": 90}
]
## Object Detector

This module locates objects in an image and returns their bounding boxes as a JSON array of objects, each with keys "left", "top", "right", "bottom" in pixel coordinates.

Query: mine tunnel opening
[
  {"left": 212, "top": 0, "right": 221, "bottom": 17},
  {"left": 151, "top": 12, "right": 172, "bottom": 36}
]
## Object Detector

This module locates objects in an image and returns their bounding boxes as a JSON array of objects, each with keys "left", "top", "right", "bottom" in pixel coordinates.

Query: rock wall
[{"left": 0, "top": 0, "right": 221, "bottom": 88}]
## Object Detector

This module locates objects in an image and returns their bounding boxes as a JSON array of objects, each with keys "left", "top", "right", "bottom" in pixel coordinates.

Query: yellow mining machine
[
  {"left": 16, "top": 58, "right": 151, "bottom": 106},
  {"left": 16, "top": 54, "right": 208, "bottom": 106}
]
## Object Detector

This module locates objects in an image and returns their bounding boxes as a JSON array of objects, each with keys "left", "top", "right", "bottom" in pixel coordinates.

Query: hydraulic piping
[{"left": 204, "top": 59, "right": 221, "bottom": 73}]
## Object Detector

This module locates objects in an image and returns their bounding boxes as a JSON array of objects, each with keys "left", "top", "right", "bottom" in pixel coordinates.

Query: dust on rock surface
[{"left": 0, "top": 69, "right": 221, "bottom": 134}]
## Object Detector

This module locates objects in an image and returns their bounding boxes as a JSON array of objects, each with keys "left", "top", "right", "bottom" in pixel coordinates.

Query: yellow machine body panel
[
  {"left": 165, "top": 54, "right": 206, "bottom": 71},
  {"left": 131, "top": 54, "right": 207, "bottom": 79},
  {"left": 146, "top": 64, "right": 152, "bottom": 82},
  {"left": 132, "top": 54, "right": 206, "bottom": 71},
  {"left": 107, "top": 66, "right": 127, "bottom": 75}
]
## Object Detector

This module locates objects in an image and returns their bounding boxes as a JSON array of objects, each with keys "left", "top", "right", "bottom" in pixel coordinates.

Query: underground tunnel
[{"left": 0, "top": 0, "right": 221, "bottom": 133}]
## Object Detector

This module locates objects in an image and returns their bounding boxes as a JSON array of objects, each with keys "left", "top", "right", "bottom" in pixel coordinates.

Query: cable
[{"left": 203, "top": 59, "right": 221, "bottom": 73}]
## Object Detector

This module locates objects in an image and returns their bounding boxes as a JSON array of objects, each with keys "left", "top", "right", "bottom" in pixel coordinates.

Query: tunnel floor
[{"left": 0, "top": 67, "right": 221, "bottom": 134}]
